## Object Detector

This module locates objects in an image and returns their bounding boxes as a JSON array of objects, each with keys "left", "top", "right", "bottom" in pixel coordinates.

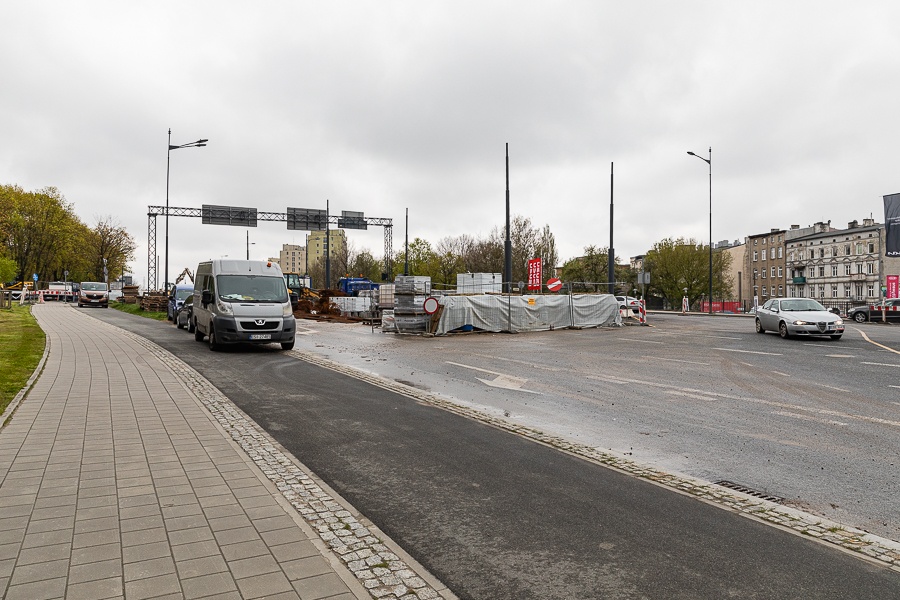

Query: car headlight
[
  {"left": 792, "top": 320, "right": 809, "bottom": 325},
  {"left": 834, "top": 319, "right": 843, "bottom": 325}
]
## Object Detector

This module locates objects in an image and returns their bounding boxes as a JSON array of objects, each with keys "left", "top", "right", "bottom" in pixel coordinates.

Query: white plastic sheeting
[{"left": 433, "top": 294, "right": 621, "bottom": 335}]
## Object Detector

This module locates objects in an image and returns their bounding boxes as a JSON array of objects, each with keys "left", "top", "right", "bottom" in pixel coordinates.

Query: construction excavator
[{"left": 174, "top": 268, "right": 194, "bottom": 285}]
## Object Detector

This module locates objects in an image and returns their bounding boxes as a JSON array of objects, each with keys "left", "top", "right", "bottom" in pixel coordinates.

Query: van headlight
[
  {"left": 282, "top": 302, "right": 293, "bottom": 317},
  {"left": 217, "top": 301, "right": 234, "bottom": 316}
]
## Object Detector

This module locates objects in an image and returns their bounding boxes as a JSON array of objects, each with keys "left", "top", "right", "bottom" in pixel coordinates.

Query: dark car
[
  {"left": 846, "top": 298, "right": 900, "bottom": 323},
  {"left": 175, "top": 295, "right": 194, "bottom": 332},
  {"left": 167, "top": 285, "right": 194, "bottom": 321}
]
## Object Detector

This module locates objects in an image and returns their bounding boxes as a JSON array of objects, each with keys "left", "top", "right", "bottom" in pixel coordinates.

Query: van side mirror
[{"left": 201, "top": 290, "right": 212, "bottom": 306}]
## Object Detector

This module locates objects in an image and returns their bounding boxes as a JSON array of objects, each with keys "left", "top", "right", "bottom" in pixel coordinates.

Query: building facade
[
  {"left": 785, "top": 218, "right": 896, "bottom": 304},
  {"left": 743, "top": 228, "right": 787, "bottom": 307},
  {"left": 307, "top": 229, "right": 347, "bottom": 267},
  {"left": 277, "top": 244, "right": 307, "bottom": 274}
]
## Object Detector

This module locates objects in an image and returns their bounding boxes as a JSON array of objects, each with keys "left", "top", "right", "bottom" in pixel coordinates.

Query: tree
[
  {"left": 84, "top": 217, "right": 137, "bottom": 282},
  {"left": 348, "top": 249, "right": 382, "bottom": 282},
  {"left": 643, "top": 237, "right": 732, "bottom": 309},
  {"left": 434, "top": 236, "right": 465, "bottom": 290}
]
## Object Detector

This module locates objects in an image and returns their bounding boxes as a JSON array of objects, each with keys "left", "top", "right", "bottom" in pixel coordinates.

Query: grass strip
[{"left": 0, "top": 305, "right": 46, "bottom": 415}]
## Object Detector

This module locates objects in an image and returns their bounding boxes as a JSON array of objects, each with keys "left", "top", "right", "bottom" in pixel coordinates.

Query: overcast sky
[{"left": 3, "top": 2, "right": 899, "bottom": 289}]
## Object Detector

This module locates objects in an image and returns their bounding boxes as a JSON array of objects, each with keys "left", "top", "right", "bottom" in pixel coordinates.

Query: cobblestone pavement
[{"left": 0, "top": 304, "right": 452, "bottom": 600}]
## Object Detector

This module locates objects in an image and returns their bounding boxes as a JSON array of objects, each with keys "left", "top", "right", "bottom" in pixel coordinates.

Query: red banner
[
  {"left": 888, "top": 275, "right": 899, "bottom": 299},
  {"left": 527, "top": 258, "right": 542, "bottom": 291}
]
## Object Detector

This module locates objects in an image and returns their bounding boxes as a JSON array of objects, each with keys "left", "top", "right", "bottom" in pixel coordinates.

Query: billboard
[
  {"left": 884, "top": 193, "right": 900, "bottom": 257},
  {"left": 527, "top": 258, "right": 542, "bottom": 291}
]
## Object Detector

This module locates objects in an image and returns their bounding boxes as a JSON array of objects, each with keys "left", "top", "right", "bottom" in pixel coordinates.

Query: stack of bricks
[{"left": 140, "top": 292, "right": 168, "bottom": 312}]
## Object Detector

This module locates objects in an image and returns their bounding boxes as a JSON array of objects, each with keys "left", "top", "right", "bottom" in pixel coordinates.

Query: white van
[{"left": 193, "top": 259, "right": 296, "bottom": 351}]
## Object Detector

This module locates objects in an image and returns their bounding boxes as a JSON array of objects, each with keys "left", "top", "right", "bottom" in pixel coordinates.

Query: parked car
[
  {"left": 755, "top": 297, "right": 844, "bottom": 340},
  {"left": 846, "top": 298, "right": 900, "bottom": 323},
  {"left": 615, "top": 295, "right": 641, "bottom": 312},
  {"left": 167, "top": 284, "right": 194, "bottom": 321},
  {"left": 175, "top": 295, "right": 194, "bottom": 332}
]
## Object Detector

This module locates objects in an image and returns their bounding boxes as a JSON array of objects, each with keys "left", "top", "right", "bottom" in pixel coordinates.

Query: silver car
[{"left": 755, "top": 297, "right": 844, "bottom": 340}]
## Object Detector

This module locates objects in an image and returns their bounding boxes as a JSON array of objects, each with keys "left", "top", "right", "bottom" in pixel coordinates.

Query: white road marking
[
  {"left": 772, "top": 371, "right": 790, "bottom": 377},
  {"left": 855, "top": 329, "right": 900, "bottom": 355},
  {"left": 713, "top": 347, "right": 783, "bottom": 356},
  {"left": 646, "top": 356, "right": 710, "bottom": 366},
  {"left": 664, "top": 390, "right": 716, "bottom": 401},
  {"left": 447, "top": 361, "right": 540, "bottom": 394},
  {"left": 825, "top": 354, "right": 855, "bottom": 358},
  {"left": 587, "top": 373, "right": 900, "bottom": 429},
  {"left": 860, "top": 362, "right": 900, "bottom": 368},
  {"left": 771, "top": 411, "right": 848, "bottom": 426},
  {"left": 620, "top": 338, "right": 665, "bottom": 344}
]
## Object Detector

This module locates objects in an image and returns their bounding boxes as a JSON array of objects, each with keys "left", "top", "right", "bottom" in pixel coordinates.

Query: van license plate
[{"left": 249, "top": 334, "right": 271, "bottom": 340}]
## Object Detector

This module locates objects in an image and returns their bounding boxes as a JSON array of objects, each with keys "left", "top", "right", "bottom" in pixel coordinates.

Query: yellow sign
[{"left": 527, "top": 297, "right": 536, "bottom": 305}]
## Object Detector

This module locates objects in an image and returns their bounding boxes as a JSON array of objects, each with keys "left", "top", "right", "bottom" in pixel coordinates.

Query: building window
[
  {"left": 778, "top": 247, "right": 783, "bottom": 258},
  {"left": 844, "top": 264, "right": 851, "bottom": 276},
  {"left": 817, "top": 266, "right": 824, "bottom": 277},
  {"left": 868, "top": 242, "right": 875, "bottom": 253},
  {"left": 831, "top": 284, "right": 838, "bottom": 298},
  {"left": 753, "top": 251, "right": 758, "bottom": 261},
  {"left": 762, "top": 251, "right": 767, "bottom": 262},
  {"left": 831, "top": 265, "right": 838, "bottom": 277},
  {"left": 867, "top": 284, "right": 875, "bottom": 297},
  {"left": 856, "top": 243, "right": 864, "bottom": 255},
  {"left": 856, "top": 284, "right": 864, "bottom": 298},
  {"left": 856, "top": 263, "right": 864, "bottom": 274},
  {"left": 770, "top": 267, "right": 775, "bottom": 278},
  {"left": 762, "top": 269, "right": 767, "bottom": 279},
  {"left": 777, "top": 267, "right": 783, "bottom": 278},
  {"left": 844, "top": 284, "right": 852, "bottom": 298},
  {"left": 771, "top": 248, "right": 776, "bottom": 259},
  {"left": 789, "top": 251, "right": 794, "bottom": 261},
  {"left": 762, "top": 286, "right": 768, "bottom": 296},
  {"left": 819, "top": 285, "right": 825, "bottom": 298},
  {"left": 844, "top": 244, "right": 851, "bottom": 255},
  {"left": 778, "top": 285, "right": 783, "bottom": 296},
  {"left": 867, "top": 262, "right": 874, "bottom": 275}
]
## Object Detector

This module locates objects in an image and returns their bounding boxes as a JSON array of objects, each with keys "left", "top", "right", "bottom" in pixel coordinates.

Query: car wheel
[
  {"left": 208, "top": 327, "right": 220, "bottom": 351},
  {"left": 779, "top": 321, "right": 791, "bottom": 339},
  {"left": 281, "top": 340, "right": 295, "bottom": 351},
  {"left": 830, "top": 334, "right": 842, "bottom": 340},
  {"left": 188, "top": 319, "right": 196, "bottom": 334},
  {"left": 194, "top": 326, "right": 204, "bottom": 342},
  {"left": 755, "top": 318, "right": 765, "bottom": 334},
  {"left": 176, "top": 319, "right": 184, "bottom": 330},
  {"left": 853, "top": 312, "right": 867, "bottom": 323}
]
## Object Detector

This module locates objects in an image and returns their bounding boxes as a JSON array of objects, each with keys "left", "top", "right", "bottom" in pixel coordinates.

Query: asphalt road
[
  {"left": 292, "top": 312, "right": 900, "bottom": 542},
  {"left": 84, "top": 307, "right": 900, "bottom": 599}
]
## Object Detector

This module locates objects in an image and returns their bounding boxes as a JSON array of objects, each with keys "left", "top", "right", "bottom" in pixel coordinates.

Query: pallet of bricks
[
  {"left": 122, "top": 285, "right": 141, "bottom": 304},
  {"left": 392, "top": 275, "right": 431, "bottom": 334},
  {"left": 140, "top": 291, "right": 168, "bottom": 312}
]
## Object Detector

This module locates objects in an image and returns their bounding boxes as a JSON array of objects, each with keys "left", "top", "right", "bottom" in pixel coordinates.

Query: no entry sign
[{"left": 546, "top": 277, "right": 562, "bottom": 292}]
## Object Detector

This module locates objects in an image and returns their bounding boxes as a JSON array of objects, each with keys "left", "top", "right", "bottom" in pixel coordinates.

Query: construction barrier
[{"left": 639, "top": 299, "right": 646, "bottom": 324}]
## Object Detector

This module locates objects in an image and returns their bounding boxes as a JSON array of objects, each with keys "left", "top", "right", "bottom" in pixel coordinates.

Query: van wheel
[
  {"left": 281, "top": 340, "right": 295, "bottom": 351},
  {"left": 194, "top": 326, "right": 204, "bottom": 342},
  {"left": 208, "top": 328, "right": 220, "bottom": 351}
]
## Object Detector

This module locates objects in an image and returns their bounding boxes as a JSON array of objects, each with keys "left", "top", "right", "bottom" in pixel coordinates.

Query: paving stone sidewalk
[{"left": 0, "top": 304, "right": 370, "bottom": 599}]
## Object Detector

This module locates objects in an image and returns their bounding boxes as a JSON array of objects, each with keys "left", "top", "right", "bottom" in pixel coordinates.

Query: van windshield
[{"left": 216, "top": 275, "right": 288, "bottom": 303}]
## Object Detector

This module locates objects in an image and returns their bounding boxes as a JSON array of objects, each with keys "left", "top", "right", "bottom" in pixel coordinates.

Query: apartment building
[
  {"left": 277, "top": 244, "right": 307, "bottom": 274},
  {"left": 743, "top": 228, "right": 787, "bottom": 305},
  {"left": 785, "top": 218, "right": 897, "bottom": 303}
]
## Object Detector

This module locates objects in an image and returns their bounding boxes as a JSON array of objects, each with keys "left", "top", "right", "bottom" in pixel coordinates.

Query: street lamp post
[
  {"left": 165, "top": 129, "right": 207, "bottom": 292},
  {"left": 246, "top": 230, "right": 256, "bottom": 260},
  {"left": 687, "top": 147, "right": 712, "bottom": 315}
]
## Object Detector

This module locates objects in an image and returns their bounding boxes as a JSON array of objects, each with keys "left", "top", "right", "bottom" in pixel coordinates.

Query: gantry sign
[{"left": 146, "top": 205, "right": 393, "bottom": 290}]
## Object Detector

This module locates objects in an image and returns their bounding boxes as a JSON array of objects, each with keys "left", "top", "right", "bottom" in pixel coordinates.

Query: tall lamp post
[
  {"left": 687, "top": 147, "right": 712, "bottom": 315},
  {"left": 165, "top": 129, "right": 207, "bottom": 292}
]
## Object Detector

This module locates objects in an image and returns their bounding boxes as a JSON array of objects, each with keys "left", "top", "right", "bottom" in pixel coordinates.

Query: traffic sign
[
  {"left": 32, "top": 273, "right": 38, "bottom": 281},
  {"left": 423, "top": 297, "right": 440, "bottom": 314},
  {"left": 546, "top": 277, "right": 562, "bottom": 292}
]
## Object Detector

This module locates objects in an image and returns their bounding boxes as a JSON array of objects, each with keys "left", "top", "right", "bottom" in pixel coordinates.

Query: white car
[
  {"left": 615, "top": 296, "right": 641, "bottom": 312},
  {"left": 755, "top": 297, "right": 844, "bottom": 340}
]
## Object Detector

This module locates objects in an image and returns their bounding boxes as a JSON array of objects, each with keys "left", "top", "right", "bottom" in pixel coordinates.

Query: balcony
[{"left": 792, "top": 276, "right": 806, "bottom": 284}]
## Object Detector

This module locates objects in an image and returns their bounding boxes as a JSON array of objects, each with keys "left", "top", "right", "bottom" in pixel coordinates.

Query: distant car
[
  {"left": 846, "top": 299, "right": 900, "bottom": 323},
  {"left": 167, "top": 285, "right": 193, "bottom": 321},
  {"left": 755, "top": 297, "right": 844, "bottom": 340},
  {"left": 175, "top": 295, "right": 194, "bottom": 332},
  {"left": 615, "top": 295, "right": 641, "bottom": 312},
  {"left": 78, "top": 281, "right": 109, "bottom": 308}
]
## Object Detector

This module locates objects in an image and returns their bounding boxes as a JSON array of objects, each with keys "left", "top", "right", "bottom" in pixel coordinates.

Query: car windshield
[
  {"left": 216, "top": 275, "right": 288, "bottom": 303},
  {"left": 174, "top": 288, "right": 192, "bottom": 300},
  {"left": 780, "top": 299, "right": 826, "bottom": 312},
  {"left": 81, "top": 282, "right": 106, "bottom": 291}
]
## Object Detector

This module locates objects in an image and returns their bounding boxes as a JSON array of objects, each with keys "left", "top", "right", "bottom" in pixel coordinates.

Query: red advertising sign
[
  {"left": 527, "top": 258, "right": 542, "bottom": 291},
  {"left": 887, "top": 275, "right": 899, "bottom": 299}
]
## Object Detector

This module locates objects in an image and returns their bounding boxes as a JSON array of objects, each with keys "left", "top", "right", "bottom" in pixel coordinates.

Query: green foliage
[
  {"left": 111, "top": 302, "right": 168, "bottom": 321},
  {"left": 0, "top": 255, "right": 17, "bottom": 284},
  {"left": 643, "top": 237, "right": 732, "bottom": 308},
  {"left": 0, "top": 304, "right": 46, "bottom": 414},
  {"left": 0, "top": 184, "right": 137, "bottom": 286}
]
